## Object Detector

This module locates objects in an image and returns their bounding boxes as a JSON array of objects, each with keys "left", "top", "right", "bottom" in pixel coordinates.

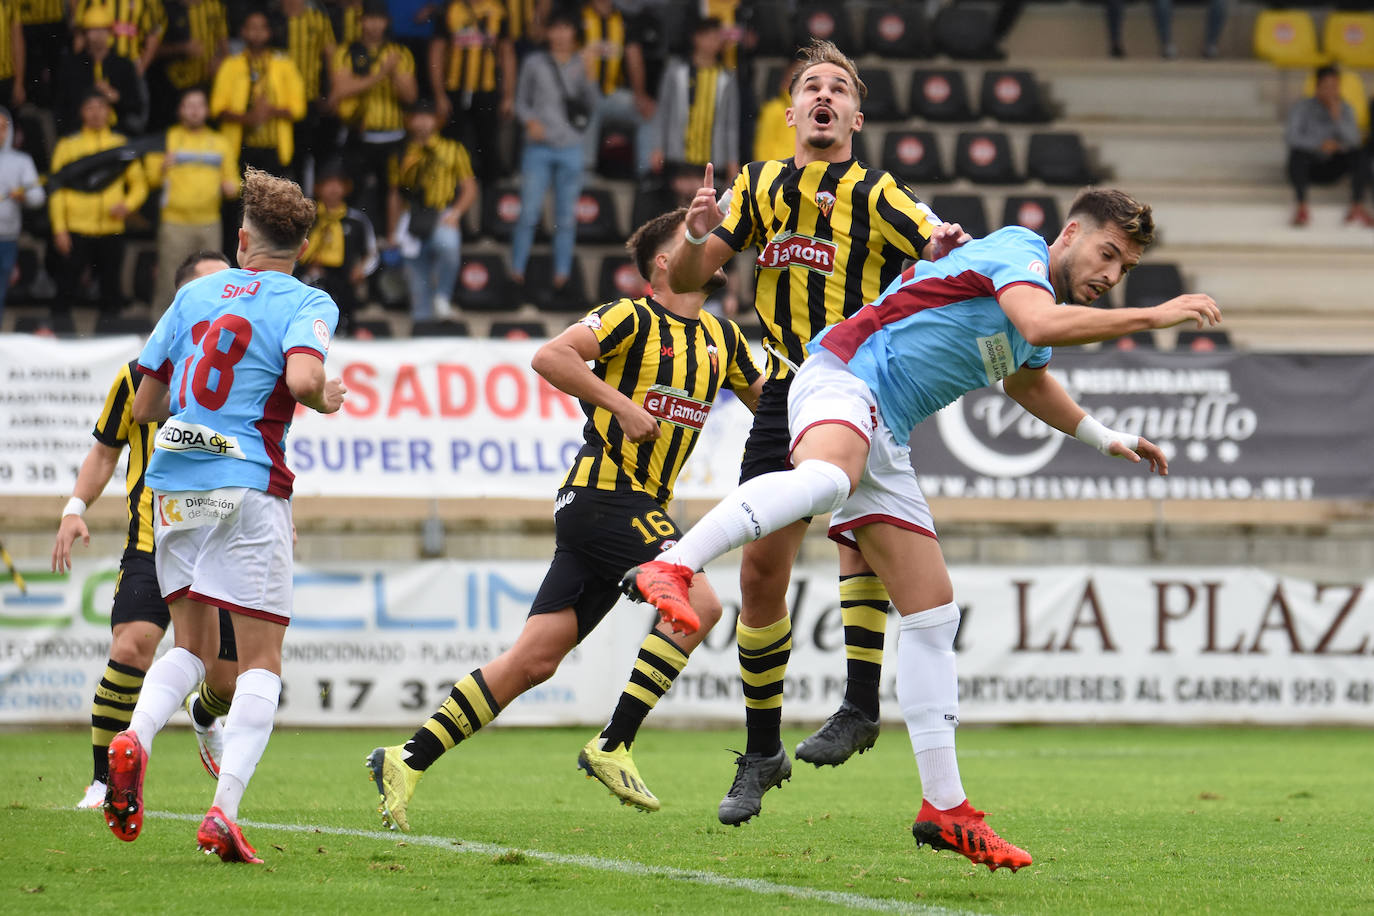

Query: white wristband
[
  {"left": 63, "top": 496, "right": 87, "bottom": 518},
  {"left": 1075, "top": 416, "right": 1139, "bottom": 458},
  {"left": 685, "top": 188, "right": 732, "bottom": 245},
  {"left": 684, "top": 226, "right": 711, "bottom": 245}
]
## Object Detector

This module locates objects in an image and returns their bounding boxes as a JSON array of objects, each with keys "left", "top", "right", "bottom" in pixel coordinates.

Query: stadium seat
[
  {"left": 481, "top": 182, "right": 533, "bottom": 242},
  {"left": 573, "top": 188, "right": 623, "bottom": 244},
  {"left": 94, "top": 314, "right": 154, "bottom": 336},
  {"left": 954, "top": 131, "right": 1020, "bottom": 184},
  {"left": 349, "top": 318, "right": 394, "bottom": 339},
  {"left": 1026, "top": 132, "right": 1095, "bottom": 185},
  {"left": 524, "top": 253, "right": 589, "bottom": 312},
  {"left": 130, "top": 247, "right": 158, "bottom": 307},
  {"left": 857, "top": 67, "right": 903, "bottom": 122},
  {"left": 908, "top": 69, "right": 976, "bottom": 123},
  {"left": 453, "top": 253, "right": 513, "bottom": 312},
  {"left": 7, "top": 245, "right": 45, "bottom": 304},
  {"left": 1323, "top": 12, "right": 1374, "bottom": 67},
  {"left": 1110, "top": 330, "right": 1158, "bottom": 351},
  {"left": 739, "top": 0, "right": 793, "bottom": 57},
  {"left": 796, "top": 3, "right": 860, "bottom": 55},
  {"left": 933, "top": 4, "right": 999, "bottom": 59},
  {"left": 490, "top": 319, "right": 548, "bottom": 340},
  {"left": 864, "top": 2, "right": 932, "bottom": 59},
  {"left": 13, "top": 312, "right": 76, "bottom": 336},
  {"left": 1301, "top": 68, "right": 1370, "bottom": 136},
  {"left": 1001, "top": 195, "right": 1062, "bottom": 243},
  {"left": 1175, "top": 329, "right": 1233, "bottom": 352},
  {"left": 598, "top": 255, "right": 649, "bottom": 302},
  {"left": 881, "top": 129, "right": 947, "bottom": 186},
  {"left": 595, "top": 119, "right": 638, "bottom": 181},
  {"left": 1123, "top": 263, "right": 1184, "bottom": 309},
  {"left": 1253, "top": 10, "right": 1329, "bottom": 68},
  {"left": 850, "top": 129, "right": 872, "bottom": 165},
  {"left": 930, "top": 194, "right": 990, "bottom": 239},
  {"left": 410, "top": 318, "right": 470, "bottom": 337},
  {"left": 979, "top": 70, "right": 1053, "bottom": 123}
]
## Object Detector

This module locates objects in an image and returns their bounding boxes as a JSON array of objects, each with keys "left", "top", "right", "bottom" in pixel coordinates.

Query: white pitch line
[{"left": 135, "top": 810, "right": 995, "bottom": 916}]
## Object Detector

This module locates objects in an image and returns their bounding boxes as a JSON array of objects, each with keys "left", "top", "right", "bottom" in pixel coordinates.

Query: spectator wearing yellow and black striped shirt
[
  {"left": 428, "top": 0, "right": 513, "bottom": 182},
  {"left": 580, "top": 0, "right": 653, "bottom": 175},
  {"left": 72, "top": 0, "right": 168, "bottom": 75},
  {"left": 277, "top": 0, "right": 337, "bottom": 185},
  {"left": 19, "top": 0, "right": 66, "bottom": 107},
  {"left": 56, "top": 7, "right": 147, "bottom": 134},
  {"left": 148, "top": 0, "right": 227, "bottom": 129},
  {"left": 327, "top": 0, "right": 362, "bottom": 46},
  {"left": 328, "top": 0, "right": 416, "bottom": 232},
  {"left": 143, "top": 87, "right": 238, "bottom": 314},
  {"left": 650, "top": 17, "right": 737, "bottom": 180},
  {"left": 386, "top": 99, "right": 475, "bottom": 321},
  {"left": 299, "top": 160, "right": 376, "bottom": 335},
  {"left": 210, "top": 9, "right": 306, "bottom": 179},
  {"left": 0, "top": 0, "right": 24, "bottom": 109},
  {"left": 502, "top": 0, "right": 547, "bottom": 53}
]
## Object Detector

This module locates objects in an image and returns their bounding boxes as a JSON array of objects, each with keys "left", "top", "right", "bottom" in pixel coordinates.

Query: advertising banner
[{"left": 4, "top": 560, "right": 1372, "bottom": 727}]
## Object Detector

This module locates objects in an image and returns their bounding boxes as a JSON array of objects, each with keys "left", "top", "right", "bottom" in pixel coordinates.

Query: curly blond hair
[
  {"left": 241, "top": 167, "right": 316, "bottom": 253},
  {"left": 788, "top": 39, "right": 867, "bottom": 101}
]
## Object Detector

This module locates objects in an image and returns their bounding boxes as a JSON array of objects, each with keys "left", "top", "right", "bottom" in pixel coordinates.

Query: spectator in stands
[
  {"left": 71, "top": 0, "right": 168, "bottom": 75},
  {"left": 299, "top": 161, "right": 376, "bottom": 335},
  {"left": 752, "top": 59, "right": 797, "bottom": 163},
  {"left": 277, "top": 0, "right": 339, "bottom": 190},
  {"left": 0, "top": 0, "right": 23, "bottom": 109},
  {"left": 1285, "top": 65, "right": 1372, "bottom": 228},
  {"left": 1105, "top": 0, "right": 1227, "bottom": 60},
  {"left": 150, "top": 0, "right": 229, "bottom": 131},
  {"left": 328, "top": 0, "right": 363, "bottom": 45},
  {"left": 211, "top": 10, "right": 306, "bottom": 179},
  {"left": 501, "top": 0, "right": 548, "bottom": 55},
  {"left": 48, "top": 90, "right": 148, "bottom": 316},
  {"left": 580, "top": 0, "right": 654, "bottom": 176},
  {"left": 650, "top": 16, "right": 738, "bottom": 181},
  {"left": 509, "top": 9, "right": 595, "bottom": 298},
  {"left": 144, "top": 87, "right": 238, "bottom": 316},
  {"left": 20, "top": 0, "right": 65, "bottom": 108},
  {"left": 388, "top": 98, "right": 475, "bottom": 322},
  {"left": 57, "top": 7, "right": 148, "bottom": 135},
  {"left": 428, "top": 0, "right": 515, "bottom": 183},
  {"left": 328, "top": 0, "right": 417, "bottom": 231},
  {"left": 0, "top": 106, "right": 43, "bottom": 325}
]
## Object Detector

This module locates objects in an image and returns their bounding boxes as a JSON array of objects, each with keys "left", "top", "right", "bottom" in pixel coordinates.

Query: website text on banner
[{"left": 5, "top": 561, "right": 1373, "bottom": 728}]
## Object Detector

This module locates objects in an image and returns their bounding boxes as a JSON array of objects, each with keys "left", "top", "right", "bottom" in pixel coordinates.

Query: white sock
[
  {"left": 129, "top": 647, "right": 205, "bottom": 752},
  {"left": 660, "top": 460, "right": 850, "bottom": 571},
  {"left": 213, "top": 668, "right": 281, "bottom": 821},
  {"left": 897, "top": 602, "right": 967, "bottom": 810}
]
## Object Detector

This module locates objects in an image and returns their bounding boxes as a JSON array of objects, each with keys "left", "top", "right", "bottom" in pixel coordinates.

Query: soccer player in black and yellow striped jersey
[
  {"left": 53, "top": 250, "right": 240, "bottom": 810},
  {"left": 363, "top": 208, "right": 764, "bottom": 830},
  {"left": 659, "top": 39, "right": 971, "bottom": 826}
]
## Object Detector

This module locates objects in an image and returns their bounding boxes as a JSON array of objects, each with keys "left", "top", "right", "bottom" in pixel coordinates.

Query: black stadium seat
[
  {"left": 598, "top": 255, "right": 649, "bottom": 302},
  {"left": 573, "top": 187, "right": 622, "bottom": 244},
  {"left": 908, "top": 69, "right": 976, "bottom": 122},
  {"left": 350, "top": 318, "right": 394, "bottom": 339},
  {"left": 1175, "top": 330, "right": 1233, "bottom": 352},
  {"left": 94, "top": 314, "right": 155, "bottom": 336},
  {"left": 1001, "top": 195, "right": 1062, "bottom": 243},
  {"left": 931, "top": 194, "right": 990, "bottom": 239},
  {"left": 796, "top": 2, "right": 860, "bottom": 55},
  {"left": 453, "top": 253, "right": 512, "bottom": 312},
  {"left": 881, "top": 129, "right": 947, "bottom": 185},
  {"left": 1027, "top": 132, "right": 1095, "bottom": 185},
  {"left": 481, "top": 182, "right": 533, "bottom": 242},
  {"left": 740, "top": 0, "right": 793, "bottom": 57},
  {"left": 954, "top": 131, "right": 1020, "bottom": 184},
  {"left": 410, "top": 318, "right": 470, "bottom": 337},
  {"left": 933, "top": 4, "right": 999, "bottom": 59},
  {"left": 525, "top": 253, "right": 589, "bottom": 312},
  {"left": 979, "top": 70, "right": 1053, "bottom": 123},
  {"left": 14, "top": 312, "right": 77, "bottom": 336},
  {"left": 857, "top": 67, "right": 902, "bottom": 122},
  {"left": 1123, "top": 263, "right": 1185, "bottom": 309},
  {"left": 865, "top": 2, "right": 932, "bottom": 59},
  {"left": 490, "top": 319, "right": 548, "bottom": 340},
  {"left": 1110, "top": 331, "right": 1158, "bottom": 351}
]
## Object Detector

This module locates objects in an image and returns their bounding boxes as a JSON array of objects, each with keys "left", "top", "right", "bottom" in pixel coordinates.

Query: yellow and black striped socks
[
  {"left": 402, "top": 670, "right": 500, "bottom": 771},
  {"left": 91, "top": 660, "right": 145, "bottom": 782},
  {"left": 599, "top": 629, "right": 690, "bottom": 750},
  {"left": 839, "top": 573, "right": 890, "bottom": 720},
  {"left": 738, "top": 616, "right": 792, "bottom": 755},
  {"left": 189, "top": 680, "right": 232, "bottom": 728}
]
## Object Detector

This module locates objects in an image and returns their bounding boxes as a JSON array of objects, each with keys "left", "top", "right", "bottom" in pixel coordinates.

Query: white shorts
[
  {"left": 154, "top": 487, "right": 295, "bottom": 624},
  {"left": 787, "top": 350, "right": 937, "bottom": 549}
]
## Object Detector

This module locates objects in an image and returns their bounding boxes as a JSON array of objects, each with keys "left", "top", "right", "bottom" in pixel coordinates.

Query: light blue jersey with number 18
[{"left": 137, "top": 268, "right": 339, "bottom": 498}]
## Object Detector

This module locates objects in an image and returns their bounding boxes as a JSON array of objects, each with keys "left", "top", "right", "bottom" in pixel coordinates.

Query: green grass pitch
[{"left": 3, "top": 724, "right": 1373, "bottom": 914}]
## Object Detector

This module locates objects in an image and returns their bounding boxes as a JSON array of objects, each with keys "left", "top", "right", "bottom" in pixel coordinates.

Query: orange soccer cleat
[
  {"left": 912, "top": 799, "right": 1032, "bottom": 872},
  {"left": 197, "top": 806, "right": 264, "bottom": 864},
  {"left": 103, "top": 731, "right": 148, "bottom": 842},
  {"left": 618, "top": 560, "right": 699, "bottom": 634}
]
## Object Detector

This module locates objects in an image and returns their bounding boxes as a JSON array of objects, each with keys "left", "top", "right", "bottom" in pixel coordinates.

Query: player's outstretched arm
[
  {"left": 51, "top": 441, "right": 121, "bottom": 572},
  {"left": 531, "top": 325, "right": 660, "bottom": 443},
  {"left": 286, "top": 352, "right": 347, "bottom": 414},
  {"left": 999, "top": 285, "right": 1221, "bottom": 348},
  {"left": 1003, "top": 366, "right": 1167, "bottom": 475},
  {"left": 667, "top": 162, "right": 735, "bottom": 294}
]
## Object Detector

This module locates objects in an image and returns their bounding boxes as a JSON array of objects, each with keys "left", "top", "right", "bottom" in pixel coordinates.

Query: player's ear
[
  {"left": 297, "top": 238, "right": 310, "bottom": 261},
  {"left": 851, "top": 109, "right": 864, "bottom": 133},
  {"left": 784, "top": 105, "right": 795, "bottom": 128}
]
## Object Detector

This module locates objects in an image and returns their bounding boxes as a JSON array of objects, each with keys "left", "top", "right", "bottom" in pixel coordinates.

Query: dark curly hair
[
  {"left": 1067, "top": 188, "right": 1155, "bottom": 248},
  {"left": 625, "top": 207, "right": 687, "bottom": 281},
  {"left": 241, "top": 167, "right": 316, "bottom": 253}
]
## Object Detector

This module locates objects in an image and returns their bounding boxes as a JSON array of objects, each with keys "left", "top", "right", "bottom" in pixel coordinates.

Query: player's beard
[{"left": 703, "top": 268, "right": 728, "bottom": 294}]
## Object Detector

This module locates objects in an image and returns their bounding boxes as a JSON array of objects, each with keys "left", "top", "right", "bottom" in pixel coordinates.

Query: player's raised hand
[
  {"left": 52, "top": 514, "right": 90, "bottom": 573},
  {"left": 1109, "top": 436, "right": 1169, "bottom": 476},
  {"left": 1149, "top": 294, "right": 1221, "bottom": 330},
  {"left": 615, "top": 403, "right": 661, "bottom": 444},
  {"left": 321, "top": 377, "right": 347, "bottom": 414},
  {"left": 926, "top": 222, "right": 972, "bottom": 261},
  {"left": 685, "top": 162, "right": 727, "bottom": 242}
]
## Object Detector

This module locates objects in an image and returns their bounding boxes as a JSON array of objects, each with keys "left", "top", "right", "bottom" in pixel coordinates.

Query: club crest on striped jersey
[{"left": 815, "top": 190, "right": 836, "bottom": 218}]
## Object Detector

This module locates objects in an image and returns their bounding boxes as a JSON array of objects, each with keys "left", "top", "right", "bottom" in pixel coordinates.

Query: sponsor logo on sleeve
[
  {"left": 1027, "top": 259, "right": 1046, "bottom": 277},
  {"left": 578, "top": 314, "right": 603, "bottom": 331},
  {"left": 976, "top": 333, "right": 1016, "bottom": 384},
  {"left": 313, "top": 318, "right": 331, "bottom": 351},
  {"left": 643, "top": 384, "right": 712, "bottom": 431},
  {"left": 155, "top": 418, "right": 247, "bottom": 459},
  {"left": 756, "top": 232, "right": 837, "bottom": 274}
]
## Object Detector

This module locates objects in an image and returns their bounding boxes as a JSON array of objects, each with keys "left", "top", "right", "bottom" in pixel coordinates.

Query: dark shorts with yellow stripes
[
  {"left": 530, "top": 486, "right": 682, "bottom": 643},
  {"left": 739, "top": 375, "right": 794, "bottom": 484},
  {"left": 114, "top": 552, "right": 238, "bottom": 662}
]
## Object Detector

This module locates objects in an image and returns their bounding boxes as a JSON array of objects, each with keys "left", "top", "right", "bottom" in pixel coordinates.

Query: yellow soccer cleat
[
  {"left": 366, "top": 745, "right": 423, "bottom": 832},
  {"left": 577, "top": 737, "right": 660, "bottom": 812}
]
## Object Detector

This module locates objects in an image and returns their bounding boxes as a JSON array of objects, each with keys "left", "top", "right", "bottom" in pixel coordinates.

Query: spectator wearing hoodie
[{"left": 0, "top": 106, "right": 44, "bottom": 323}]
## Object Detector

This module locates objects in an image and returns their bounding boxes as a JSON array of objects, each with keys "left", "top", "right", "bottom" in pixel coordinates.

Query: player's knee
[
  {"left": 522, "top": 650, "right": 564, "bottom": 686},
  {"left": 109, "top": 631, "right": 158, "bottom": 670},
  {"left": 693, "top": 595, "right": 724, "bottom": 632}
]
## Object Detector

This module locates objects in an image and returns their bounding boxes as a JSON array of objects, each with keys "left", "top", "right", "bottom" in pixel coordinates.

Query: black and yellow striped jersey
[
  {"left": 438, "top": 0, "right": 505, "bottom": 94},
  {"left": 0, "top": 0, "right": 19, "bottom": 81},
  {"left": 163, "top": 0, "right": 227, "bottom": 90},
  {"left": 581, "top": 2, "right": 624, "bottom": 95},
  {"left": 332, "top": 41, "right": 413, "bottom": 131},
  {"left": 389, "top": 134, "right": 473, "bottom": 209},
  {"left": 92, "top": 360, "right": 156, "bottom": 559},
  {"left": 329, "top": 0, "right": 360, "bottom": 45},
  {"left": 704, "top": 0, "right": 738, "bottom": 70},
  {"left": 502, "top": 0, "right": 537, "bottom": 42},
  {"left": 563, "top": 297, "right": 760, "bottom": 505},
  {"left": 716, "top": 157, "right": 940, "bottom": 381},
  {"left": 74, "top": 0, "right": 168, "bottom": 63},
  {"left": 282, "top": 2, "right": 335, "bottom": 101},
  {"left": 19, "top": 0, "right": 64, "bottom": 24},
  {"left": 684, "top": 65, "right": 721, "bottom": 164}
]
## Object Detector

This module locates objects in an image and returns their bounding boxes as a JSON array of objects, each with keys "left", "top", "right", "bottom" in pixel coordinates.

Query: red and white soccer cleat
[
  {"left": 197, "top": 805, "right": 263, "bottom": 864},
  {"left": 103, "top": 731, "right": 147, "bottom": 842},
  {"left": 912, "top": 799, "right": 1032, "bottom": 872},
  {"left": 619, "top": 560, "right": 699, "bottom": 634}
]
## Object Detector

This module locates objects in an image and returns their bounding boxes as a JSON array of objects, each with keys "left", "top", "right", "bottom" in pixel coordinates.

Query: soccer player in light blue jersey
[
  {"left": 623, "top": 188, "right": 1222, "bottom": 872},
  {"left": 101, "top": 168, "right": 347, "bottom": 864}
]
